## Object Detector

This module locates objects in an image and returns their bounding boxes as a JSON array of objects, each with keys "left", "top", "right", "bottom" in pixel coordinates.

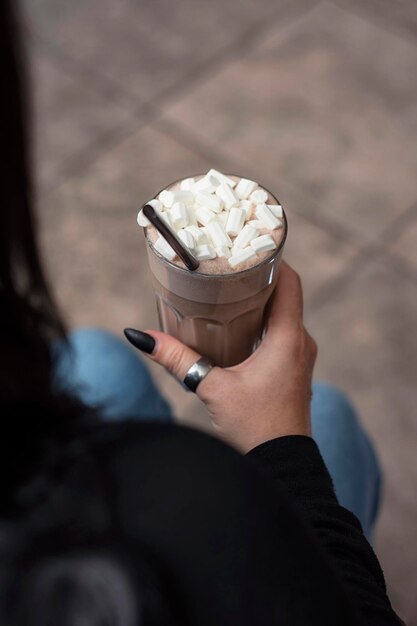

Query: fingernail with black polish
[{"left": 124, "top": 328, "right": 155, "bottom": 354}]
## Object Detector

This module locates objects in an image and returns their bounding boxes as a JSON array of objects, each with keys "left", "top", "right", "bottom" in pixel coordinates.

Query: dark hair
[
  {"left": 0, "top": 542, "right": 181, "bottom": 626},
  {"left": 4, "top": 552, "right": 139, "bottom": 626},
  {"left": 0, "top": 0, "right": 97, "bottom": 511},
  {"left": 0, "top": 5, "right": 181, "bottom": 624}
]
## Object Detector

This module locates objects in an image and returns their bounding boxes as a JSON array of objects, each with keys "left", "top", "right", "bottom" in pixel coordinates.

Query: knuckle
[
  {"left": 289, "top": 327, "right": 316, "bottom": 360},
  {"left": 164, "top": 343, "right": 186, "bottom": 377},
  {"left": 289, "top": 266, "right": 302, "bottom": 289},
  {"left": 287, "top": 322, "right": 304, "bottom": 346}
]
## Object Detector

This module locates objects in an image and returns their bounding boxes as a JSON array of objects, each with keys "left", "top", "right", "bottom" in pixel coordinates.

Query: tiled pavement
[{"left": 23, "top": 0, "right": 417, "bottom": 621}]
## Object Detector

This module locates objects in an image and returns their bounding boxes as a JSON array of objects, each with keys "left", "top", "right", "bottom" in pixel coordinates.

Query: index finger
[{"left": 266, "top": 261, "right": 304, "bottom": 328}]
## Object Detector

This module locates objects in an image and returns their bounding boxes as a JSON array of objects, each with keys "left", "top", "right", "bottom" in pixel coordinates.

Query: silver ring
[{"left": 183, "top": 357, "right": 214, "bottom": 392}]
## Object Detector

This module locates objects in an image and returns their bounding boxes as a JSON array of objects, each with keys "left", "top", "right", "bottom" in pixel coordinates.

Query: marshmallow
[
  {"left": 185, "top": 225, "right": 207, "bottom": 245},
  {"left": 137, "top": 209, "right": 150, "bottom": 227},
  {"left": 231, "top": 245, "right": 244, "bottom": 256},
  {"left": 158, "top": 189, "right": 172, "bottom": 207},
  {"left": 154, "top": 235, "right": 176, "bottom": 261},
  {"left": 177, "top": 228, "right": 195, "bottom": 250},
  {"left": 158, "top": 208, "right": 172, "bottom": 227},
  {"left": 217, "top": 211, "right": 229, "bottom": 227},
  {"left": 195, "top": 191, "right": 223, "bottom": 213},
  {"left": 255, "top": 203, "right": 281, "bottom": 230},
  {"left": 171, "top": 202, "right": 189, "bottom": 229},
  {"left": 236, "top": 178, "right": 257, "bottom": 200},
  {"left": 196, "top": 206, "right": 216, "bottom": 226},
  {"left": 145, "top": 198, "right": 163, "bottom": 212},
  {"left": 201, "top": 226, "right": 213, "bottom": 246},
  {"left": 206, "top": 220, "right": 232, "bottom": 248},
  {"left": 239, "top": 200, "right": 253, "bottom": 221},
  {"left": 159, "top": 190, "right": 194, "bottom": 208},
  {"left": 250, "top": 188, "right": 268, "bottom": 204},
  {"left": 180, "top": 177, "right": 195, "bottom": 191},
  {"left": 215, "top": 245, "right": 231, "bottom": 259},
  {"left": 228, "top": 247, "right": 257, "bottom": 268},
  {"left": 195, "top": 244, "right": 216, "bottom": 261},
  {"left": 250, "top": 234, "right": 277, "bottom": 254},
  {"left": 187, "top": 206, "right": 198, "bottom": 226},
  {"left": 247, "top": 219, "right": 263, "bottom": 230},
  {"left": 233, "top": 224, "right": 259, "bottom": 249},
  {"left": 172, "top": 190, "right": 194, "bottom": 206},
  {"left": 225, "top": 206, "right": 245, "bottom": 236},
  {"left": 207, "top": 169, "right": 236, "bottom": 188},
  {"left": 267, "top": 204, "right": 283, "bottom": 219},
  {"left": 143, "top": 194, "right": 171, "bottom": 226},
  {"left": 216, "top": 183, "right": 239, "bottom": 210},
  {"left": 193, "top": 174, "right": 219, "bottom": 194}
]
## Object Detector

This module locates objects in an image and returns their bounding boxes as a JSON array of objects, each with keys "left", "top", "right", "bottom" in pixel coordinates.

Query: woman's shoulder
[
  {"left": 18, "top": 422, "right": 243, "bottom": 541},
  {"left": 69, "top": 420, "right": 258, "bottom": 547},
  {"left": 86, "top": 420, "right": 244, "bottom": 479}
]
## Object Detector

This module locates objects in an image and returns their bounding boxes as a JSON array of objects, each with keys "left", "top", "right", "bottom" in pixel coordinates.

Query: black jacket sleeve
[
  {"left": 92, "top": 423, "right": 389, "bottom": 626},
  {"left": 247, "top": 435, "right": 402, "bottom": 626}
]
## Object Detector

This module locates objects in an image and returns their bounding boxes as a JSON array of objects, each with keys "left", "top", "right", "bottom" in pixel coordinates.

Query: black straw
[{"left": 143, "top": 204, "right": 200, "bottom": 271}]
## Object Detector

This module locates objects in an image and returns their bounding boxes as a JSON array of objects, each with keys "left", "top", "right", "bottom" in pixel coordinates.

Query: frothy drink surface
[
  {"left": 139, "top": 172, "right": 287, "bottom": 367},
  {"left": 141, "top": 174, "right": 285, "bottom": 275}
]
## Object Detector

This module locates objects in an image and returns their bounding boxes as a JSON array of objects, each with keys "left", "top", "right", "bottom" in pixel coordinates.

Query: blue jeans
[{"left": 54, "top": 328, "right": 381, "bottom": 540}]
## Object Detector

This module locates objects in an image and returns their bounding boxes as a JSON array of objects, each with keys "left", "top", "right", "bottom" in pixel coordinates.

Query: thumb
[{"left": 124, "top": 328, "right": 202, "bottom": 381}]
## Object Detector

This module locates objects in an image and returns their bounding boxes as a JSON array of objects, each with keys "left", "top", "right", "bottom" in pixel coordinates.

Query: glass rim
[{"left": 143, "top": 173, "right": 288, "bottom": 279}]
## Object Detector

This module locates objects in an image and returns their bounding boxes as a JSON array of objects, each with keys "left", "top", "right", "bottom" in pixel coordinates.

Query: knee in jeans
[
  {"left": 69, "top": 327, "right": 123, "bottom": 351},
  {"left": 66, "top": 327, "right": 146, "bottom": 379},
  {"left": 312, "top": 381, "right": 360, "bottom": 437}
]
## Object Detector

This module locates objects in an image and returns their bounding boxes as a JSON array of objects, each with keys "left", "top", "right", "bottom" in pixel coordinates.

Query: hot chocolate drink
[{"left": 138, "top": 170, "right": 287, "bottom": 367}]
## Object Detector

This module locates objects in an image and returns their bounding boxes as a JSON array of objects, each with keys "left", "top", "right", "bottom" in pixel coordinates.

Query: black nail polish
[{"left": 124, "top": 328, "right": 155, "bottom": 354}]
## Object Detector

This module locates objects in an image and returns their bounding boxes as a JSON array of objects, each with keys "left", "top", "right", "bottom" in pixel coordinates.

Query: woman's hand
[{"left": 138, "top": 262, "right": 317, "bottom": 453}]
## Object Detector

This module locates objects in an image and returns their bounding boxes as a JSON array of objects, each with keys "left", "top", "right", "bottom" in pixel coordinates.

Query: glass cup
[{"left": 144, "top": 176, "right": 288, "bottom": 367}]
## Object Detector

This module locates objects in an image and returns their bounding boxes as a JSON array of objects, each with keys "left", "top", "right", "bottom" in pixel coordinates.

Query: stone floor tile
[
  {"left": 282, "top": 208, "right": 358, "bottom": 306},
  {"left": 307, "top": 257, "right": 417, "bottom": 614},
  {"left": 23, "top": 0, "right": 310, "bottom": 105},
  {"left": 31, "top": 46, "right": 135, "bottom": 192},
  {"left": 309, "top": 257, "right": 417, "bottom": 460},
  {"left": 164, "top": 3, "right": 417, "bottom": 240},
  {"left": 41, "top": 124, "right": 224, "bottom": 214},
  {"left": 332, "top": 0, "right": 417, "bottom": 41},
  {"left": 388, "top": 211, "right": 417, "bottom": 274}
]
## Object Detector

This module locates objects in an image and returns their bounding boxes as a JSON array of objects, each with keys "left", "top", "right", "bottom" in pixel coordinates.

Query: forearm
[{"left": 246, "top": 435, "right": 402, "bottom": 626}]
